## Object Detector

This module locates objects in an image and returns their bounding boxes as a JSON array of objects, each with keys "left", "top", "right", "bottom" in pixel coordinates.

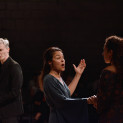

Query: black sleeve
[{"left": 0, "top": 63, "right": 23, "bottom": 105}]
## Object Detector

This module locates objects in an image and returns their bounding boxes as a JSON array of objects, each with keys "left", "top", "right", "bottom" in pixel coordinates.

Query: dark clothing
[
  {"left": 33, "top": 90, "right": 46, "bottom": 113},
  {"left": 0, "top": 57, "right": 23, "bottom": 119},
  {"left": 0, "top": 117, "right": 19, "bottom": 123},
  {"left": 97, "top": 70, "right": 123, "bottom": 123},
  {"left": 32, "top": 89, "right": 49, "bottom": 123},
  {"left": 43, "top": 74, "right": 89, "bottom": 123}
]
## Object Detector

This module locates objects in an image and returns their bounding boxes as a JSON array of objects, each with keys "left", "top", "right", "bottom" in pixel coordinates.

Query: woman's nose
[{"left": 61, "top": 58, "right": 65, "bottom": 62}]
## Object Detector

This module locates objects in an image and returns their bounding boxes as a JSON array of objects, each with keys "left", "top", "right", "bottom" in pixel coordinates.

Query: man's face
[{"left": 0, "top": 43, "right": 9, "bottom": 62}]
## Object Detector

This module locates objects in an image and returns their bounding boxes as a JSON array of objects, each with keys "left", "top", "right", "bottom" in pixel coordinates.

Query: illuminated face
[
  {"left": 0, "top": 43, "right": 9, "bottom": 63},
  {"left": 102, "top": 46, "right": 112, "bottom": 64},
  {"left": 49, "top": 51, "right": 65, "bottom": 72}
]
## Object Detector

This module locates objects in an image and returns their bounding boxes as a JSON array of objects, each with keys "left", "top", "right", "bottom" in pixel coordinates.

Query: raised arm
[{"left": 68, "top": 59, "right": 86, "bottom": 96}]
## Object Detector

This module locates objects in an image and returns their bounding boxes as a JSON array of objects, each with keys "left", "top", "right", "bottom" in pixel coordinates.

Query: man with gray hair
[{"left": 0, "top": 38, "right": 23, "bottom": 123}]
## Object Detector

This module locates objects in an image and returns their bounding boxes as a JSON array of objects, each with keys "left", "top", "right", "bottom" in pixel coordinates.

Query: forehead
[
  {"left": 53, "top": 51, "right": 63, "bottom": 56},
  {"left": 0, "top": 43, "right": 6, "bottom": 48}
]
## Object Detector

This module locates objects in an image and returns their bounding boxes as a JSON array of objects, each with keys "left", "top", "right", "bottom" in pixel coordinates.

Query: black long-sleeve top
[{"left": 0, "top": 57, "right": 23, "bottom": 118}]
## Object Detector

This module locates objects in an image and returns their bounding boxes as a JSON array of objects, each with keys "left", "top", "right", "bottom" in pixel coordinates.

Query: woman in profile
[
  {"left": 39, "top": 47, "right": 91, "bottom": 123},
  {"left": 97, "top": 36, "right": 123, "bottom": 123}
]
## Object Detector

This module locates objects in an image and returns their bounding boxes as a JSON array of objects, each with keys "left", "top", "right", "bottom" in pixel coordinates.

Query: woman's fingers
[{"left": 73, "top": 64, "right": 76, "bottom": 70}]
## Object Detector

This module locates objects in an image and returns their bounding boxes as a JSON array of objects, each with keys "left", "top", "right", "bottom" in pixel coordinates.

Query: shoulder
[
  {"left": 9, "top": 57, "right": 21, "bottom": 68},
  {"left": 43, "top": 74, "right": 58, "bottom": 88},
  {"left": 44, "top": 74, "right": 53, "bottom": 82},
  {"left": 100, "top": 66, "right": 117, "bottom": 79},
  {"left": 9, "top": 57, "right": 19, "bottom": 65},
  {"left": 8, "top": 58, "right": 22, "bottom": 73},
  {"left": 103, "top": 65, "right": 117, "bottom": 73},
  {"left": 43, "top": 74, "right": 54, "bottom": 85}
]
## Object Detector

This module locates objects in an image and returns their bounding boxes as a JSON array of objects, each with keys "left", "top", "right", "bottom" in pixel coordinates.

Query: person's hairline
[{"left": 0, "top": 38, "right": 9, "bottom": 48}]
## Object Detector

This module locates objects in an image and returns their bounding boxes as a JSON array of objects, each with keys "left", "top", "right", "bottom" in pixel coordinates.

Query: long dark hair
[
  {"left": 39, "top": 47, "right": 62, "bottom": 90},
  {"left": 105, "top": 35, "right": 123, "bottom": 81}
]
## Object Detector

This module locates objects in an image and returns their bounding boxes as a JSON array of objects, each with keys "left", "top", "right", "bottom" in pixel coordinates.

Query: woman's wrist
[{"left": 75, "top": 73, "right": 82, "bottom": 78}]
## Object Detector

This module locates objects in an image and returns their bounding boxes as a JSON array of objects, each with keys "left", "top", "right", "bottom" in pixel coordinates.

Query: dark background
[
  {"left": 0, "top": 0, "right": 123, "bottom": 92},
  {"left": 1, "top": 0, "right": 123, "bottom": 122}
]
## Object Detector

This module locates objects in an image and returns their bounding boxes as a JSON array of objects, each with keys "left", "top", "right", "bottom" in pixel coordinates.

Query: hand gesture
[
  {"left": 73, "top": 59, "right": 86, "bottom": 75},
  {"left": 87, "top": 95, "right": 97, "bottom": 109}
]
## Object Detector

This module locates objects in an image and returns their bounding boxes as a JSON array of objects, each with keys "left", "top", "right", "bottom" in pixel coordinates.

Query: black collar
[{"left": 1, "top": 57, "right": 11, "bottom": 68}]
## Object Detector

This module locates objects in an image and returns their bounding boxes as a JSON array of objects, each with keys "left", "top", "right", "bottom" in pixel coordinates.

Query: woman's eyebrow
[{"left": 55, "top": 55, "right": 60, "bottom": 57}]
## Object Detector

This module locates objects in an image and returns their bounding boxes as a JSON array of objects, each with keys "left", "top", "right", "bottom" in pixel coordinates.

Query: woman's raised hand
[{"left": 73, "top": 59, "right": 86, "bottom": 75}]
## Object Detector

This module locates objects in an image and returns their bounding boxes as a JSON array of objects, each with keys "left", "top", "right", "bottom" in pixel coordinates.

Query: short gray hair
[{"left": 0, "top": 38, "right": 9, "bottom": 48}]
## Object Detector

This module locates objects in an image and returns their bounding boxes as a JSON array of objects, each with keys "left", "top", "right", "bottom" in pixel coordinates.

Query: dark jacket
[{"left": 0, "top": 57, "right": 24, "bottom": 118}]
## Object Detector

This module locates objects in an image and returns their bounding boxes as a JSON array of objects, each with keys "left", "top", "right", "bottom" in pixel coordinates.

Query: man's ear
[{"left": 7, "top": 48, "right": 10, "bottom": 53}]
